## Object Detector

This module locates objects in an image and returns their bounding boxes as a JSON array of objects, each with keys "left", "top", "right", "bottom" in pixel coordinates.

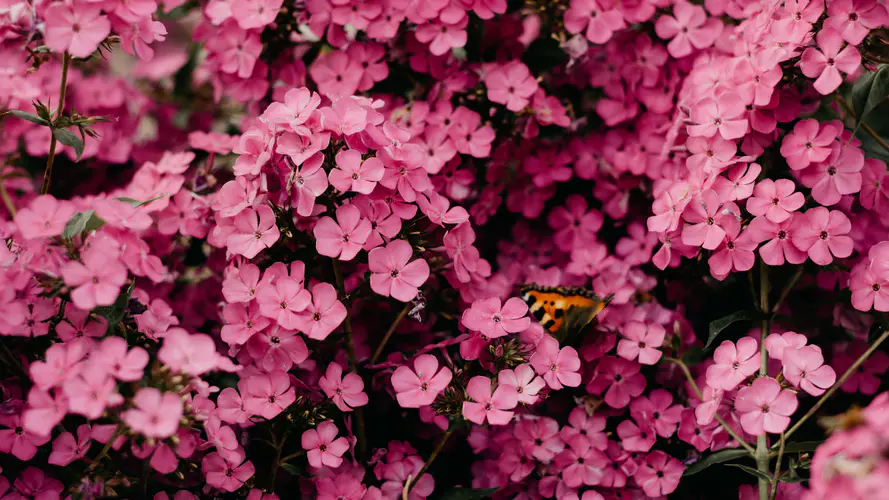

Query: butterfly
[{"left": 520, "top": 284, "right": 612, "bottom": 341}]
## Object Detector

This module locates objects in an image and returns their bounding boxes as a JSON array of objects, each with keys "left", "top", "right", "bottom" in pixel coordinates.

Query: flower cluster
[{"left": 2, "top": 0, "right": 889, "bottom": 498}]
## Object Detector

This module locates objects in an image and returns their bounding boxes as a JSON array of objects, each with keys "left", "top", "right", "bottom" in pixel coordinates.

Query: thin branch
[
  {"left": 836, "top": 94, "right": 889, "bottom": 156},
  {"left": 665, "top": 357, "right": 755, "bottom": 454},
  {"left": 41, "top": 52, "right": 70, "bottom": 195},
  {"left": 331, "top": 258, "right": 367, "bottom": 458},
  {"left": 769, "top": 433, "right": 786, "bottom": 500},
  {"left": 772, "top": 266, "right": 803, "bottom": 314},
  {"left": 779, "top": 327, "right": 889, "bottom": 445},
  {"left": 0, "top": 177, "right": 15, "bottom": 217},
  {"left": 370, "top": 302, "right": 412, "bottom": 364},
  {"left": 87, "top": 423, "right": 124, "bottom": 472},
  {"left": 406, "top": 429, "right": 453, "bottom": 493},
  {"left": 756, "top": 262, "right": 771, "bottom": 500}
]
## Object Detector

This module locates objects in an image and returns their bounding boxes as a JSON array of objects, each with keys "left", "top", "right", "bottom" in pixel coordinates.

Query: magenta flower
[
  {"left": 243, "top": 370, "right": 296, "bottom": 420},
  {"left": 0, "top": 413, "right": 50, "bottom": 460},
  {"left": 221, "top": 301, "right": 270, "bottom": 346},
  {"left": 226, "top": 205, "right": 280, "bottom": 259},
  {"left": 825, "top": 0, "right": 889, "bottom": 45},
  {"left": 302, "top": 421, "right": 349, "bottom": 469},
  {"left": 634, "top": 451, "right": 684, "bottom": 497},
  {"left": 328, "top": 149, "right": 385, "bottom": 194},
  {"left": 97, "top": 337, "right": 149, "bottom": 382},
  {"left": 587, "top": 356, "right": 646, "bottom": 408},
  {"left": 708, "top": 221, "right": 757, "bottom": 280},
  {"left": 461, "top": 296, "right": 530, "bottom": 339},
  {"left": 29, "top": 341, "right": 86, "bottom": 390},
  {"left": 497, "top": 363, "right": 546, "bottom": 405},
  {"left": 368, "top": 240, "right": 430, "bottom": 302},
  {"left": 310, "top": 51, "right": 362, "bottom": 97},
  {"left": 564, "top": 0, "right": 625, "bottom": 44},
  {"left": 735, "top": 377, "right": 798, "bottom": 435},
  {"left": 121, "top": 388, "right": 184, "bottom": 439},
  {"left": 245, "top": 325, "right": 308, "bottom": 372},
  {"left": 391, "top": 354, "right": 453, "bottom": 408},
  {"left": 462, "top": 375, "right": 518, "bottom": 425},
  {"left": 800, "top": 28, "right": 862, "bottom": 95},
  {"left": 260, "top": 87, "right": 321, "bottom": 133},
  {"left": 43, "top": 3, "right": 111, "bottom": 58},
  {"left": 287, "top": 152, "right": 330, "bottom": 217},
  {"left": 654, "top": 1, "right": 722, "bottom": 58},
  {"left": 313, "top": 204, "right": 372, "bottom": 261},
  {"left": 783, "top": 345, "right": 837, "bottom": 396},
  {"left": 203, "top": 453, "right": 256, "bottom": 492},
  {"left": 747, "top": 215, "right": 809, "bottom": 266},
  {"left": 48, "top": 424, "right": 91, "bottom": 466},
  {"left": 705, "top": 337, "right": 761, "bottom": 391},
  {"left": 746, "top": 179, "right": 805, "bottom": 223},
  {"left": 319, "top": 362, "right": 368, "bottom": 412},
  {"left": 484, "top": 61, "right": 539, "bottom": 112},
  {"left": 61, "top": 247, "right": 128, "bottom": 310},
  {"left": 631, "top": 389, "right": 683, "bottom": 438},
  {"left": 792, "top": 207, "right": 853, "bottom": 265},
  {"left": 14, "top": 195, "right": 75, "bottom": 240},
  {"left": 553, "top": 435, "right": 609, "bottom": 487},
  {"left": 681, "top": 189, "right": 731, "bottom": 250},
  {"left": 687, "top": 93, "right": 748, "bottom": 140},
  {"left": 779, "top": 119, "right": 839, "bottom": 171},
  {"left": 529, "top": 335, "right": 582, "bottom": 390},
  {"left": 257, "top": 277, "right": 311, "bottom": 330},
  {"left": 801, "top": 145, "right": 864, "bottom": 206},
  {"left": 617, "top": 321, "right": 665, "bottom": 365},
  {"left": 293, "top": 283, "right": 347, "bottom": 340},
  {"left": 617, "top": 417, "right": 657, "bottom": 452}
]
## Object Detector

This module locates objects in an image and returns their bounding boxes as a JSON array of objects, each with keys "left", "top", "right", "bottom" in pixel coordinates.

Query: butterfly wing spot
[{"left": 520, "top": 283, "right": 613, "bottom": 338}]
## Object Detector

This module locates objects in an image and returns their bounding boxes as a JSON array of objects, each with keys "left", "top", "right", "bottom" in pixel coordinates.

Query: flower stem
[
  {"left": 331, "top": 258, "right": 367, "bottom": 458},
  {"left": 88, "top": 423, "right": 124, "bottom": 472},
  {"left": 836, "top": 94, "right": 889, "bottom": 155},
  {"left": 370, "top": 302, "right": 412, "bottom": 364},
  {"left": 0, "top": 178, "right": 15, "bottom": 217},
  {"left": 756, "top": 262, "right": 771, "bottom": 500},
  {"left": 665, "top": 357, "right": 755, "bottom": 454},
  {"left": 41, "top": 51, "right": 70, "bottom": 195},
  {"left": 406, "top": 429, "right": 453, "bottom": 493},
  {"left": 772, "top": 266, "right": 803, "bottom": 314},
  {"left": 778, "top": 327, "right": 889, "bottom": 445},
  {"left": 769, "top": 433, "right": 785, "bottom": 500}
]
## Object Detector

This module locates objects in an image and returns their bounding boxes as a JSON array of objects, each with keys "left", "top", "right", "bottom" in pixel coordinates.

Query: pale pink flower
[
  {"left": 302, "top": 421, "right": 349, "bottom": 469},
  {"left": 705, "top": 337, "right": 761, "bottom": 391},
  {"left": 391, "top": 354, "right": 453, "bottom": 408},
  {"left": 319, "top": 362, "right": 368, "bottom": 412},
  {"left": 462, "top": 375, "right": 518, "bottom": 425},
  {"left": 122, "top": 388, "right": 184, "bottom": 438},
  {"left": 735, "top": 377, "right": 798, "bottom": 435}
]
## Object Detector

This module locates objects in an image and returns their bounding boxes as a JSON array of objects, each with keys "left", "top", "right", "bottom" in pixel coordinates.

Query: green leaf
[
  {"left": 683, "top": 448, "right": 750, "bottom": 476},
  {"left": 61, "top": 210, "right": 105, "bottom": 239},
  {"left": 706, "top": 310, "right": 760, "bottom": 349},
  {"left": 851, "top": 65, "right": 889, "bottom": 135},
  {"left": 280, "top": 463, "right": 302, "bottom": 476},
  {"left": 4, "top": 109, "right": 49, "bottom": 125},
  {"left": 114, "top": 194, "right": 166, "bottom": 208},
  {"left": 52, "top": 127, "right": 84, "bottom": 162},
  {"left": 440, "top": 487, "right": 499, "bottom": 500},
  {"left": 726, "top": 463, "right": 773, "bottom": 482},
  {"left": 781, "top": 441, "right": 822, "bottom": 453},
  {"left": 94, "top": 281, "right": 135, "bottom": 332}
]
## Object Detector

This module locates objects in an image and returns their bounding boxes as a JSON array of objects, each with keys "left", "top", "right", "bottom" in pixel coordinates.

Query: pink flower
[
  {"left": 825, "top": 0, "right": 889, "bottom": 45},
  {"left": 328, "top": 149, "right": 385, "bottom": 194},
  {"left": 617, "top": 417, "right": 656, "bottom": 452},
  {"left": 158, "top": 329, "right": 227, "bottom": 376},
  {"left": 779, "top": 119, "right": 839, "bottom": 171},
  {"left": 680, "top": 189, "right": 733, "bottom": 250},
  {"left": 391, "top": 354, "right": 453, "bottom": 408},
  {"left": 708, "top": 222, "right": 757, "bottom": 280},
  {"left": 245, "top": 326, "right": 309, "bottom": 372},
  {"left": 226, "top": 205, "right": 280, "bottom": 259},
  {"left": 286, "top": 152, "right": 330, "bottom": 217},
  {"left": 415, "top": 19, "right": 468, "bottom": 56},
  {"left": 368, "top": 240, "right": 430, "bottom": 302},
  {"left": 221, "top": 301, "right": 270, "bottom": 346},
  {"left": 97, "top": 337, "right": 149, "bottom": 381},
  {"left": 14, "top": 195, "right": 75, "bottom": 240},
  {"left": 313, "top": 204, "right": 372, "bottom": 261},
  {"left": 61, "top": 246, "right": 128, "bottom": 310},
  {"left": 319, "top": 362, "right": 368, "bottom": 412},
  {"left": 800, "top": 28, "right": 862, "bottom": 95},
  {"left": 48, "top": 424, "right": 91, "bottom": 466},
  {"left": 705, "top": 337, "right": 761, "bottom": 391},
  {"left": 231, "top": 0, "right": 282, "bottom": 29},
  {"left": 29, "top": 341, "right": 87, "bottom": 390},
  {"left": 801, "top": 145, "right": 864, "bottom": 206},
  {"left": 497, "top": 363, "right": 545, "bottom": 405},
  {"left": 44, "top": 3, "right": 111, "bottom": 58},
  {"left": 416, "top": 192, "right": 469, "bottom": 227},
  {"left": 529, "top": 335, "right": 582, "bottom": 390},
  {"left": 0, "top": 413, "right": 50, "bottom": 460},
  {"left": 294, "top": 283, "right": 347, "bottom": 340},
  {"left": 553, "top": 435, "right": 609, "bottom": 487},
  {"left": 462, "top": 375, "right": 518, "bottom": 425},
  {"left": 746, "top": 179, "right": 805, "bottom": 223},
  {"left": 747, "top": 215, "right": 809, "bottom": 266},
  {"left": 791, "top": 207, "right": 853, "bottom": 265},
  {"left": 688, "top": 93, "right": 748, "bottom": 140},
  {"left": 310, "top": 51, "right": 362, "bottom": 97},
  {"left": 631, "top": 389, "right": 683, "bottom": 438},
  {"left": 261, "top": 88, "right": 321, "bottom": 132},
  {"left": 203, "top": 453, "right": 256, "bottom": 492},
  {"left": 735, "top": 377, "right": 798, "bottom": 435},
  {"left": 617, "top": 321, "right": 665, "bottom": 365},
  {"left": 783, "top": 345, "right": 837, "bottom": 396},
  {"left": 654, "top": 1, "right": 721, "bottom": 58},
  {"left": 243, "top": 370, "right": 296, "bottom": 420},
  {"left": 634, "top": 451, "right": 683, "bottom": 497},
  {"left": 257, "top": 277, "right": 312, "bottom": 330},
  {"left": 302, "top": 421, "right": 349, "bottom": 468},
  {"left": 564, "top": 0, "right": 625, "bottom": 44},
  {"left": 765, "top": 331, "right": 809, "bottom": 361},
  {"left": 122, "top": 388, "right": 184, "bottom": 438},
  {"left": 461, "top": 296, "right": 530, "bottom": 339},
  {"left": 484, "top": 62, "right": 539, "bottom": 112},
  {"left": 587, "top": 356, "right": 646, "bottom": 408}
]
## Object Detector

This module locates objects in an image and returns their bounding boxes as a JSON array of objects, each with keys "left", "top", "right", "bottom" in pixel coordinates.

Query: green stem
[
  {"left": 836, "top": 94, "right": 889, "bottom": 155},
  {"left": 769, "top": 433, "right": 785, "bottom": 500},
  {"left": 756, "top": 262, "right": 771, "bottom": 500},
  {"left": 0, "top": 179, "right": 15, "bottom": 217},
  {"left": 406, "top": 429, "right": 453, "bottom": 493},
  {"left": 88, "top": 423, "right": 124, "bottom": 472},
  {"left": 778, "top": 327, "right": 889, "bottom": 445},
  {"left": 772, "top": 266, "right": 803, "bottom": 314},
  {"left": 41, "top": 52, "right": 70, "bottom": 195},
  {"left": 279, "top": 450, "right": 305, "bottom": 463},
  {"left": 331, "top": 259, "right": 367, "bottom": 458},
  {"left": 665, "top": 357, "right": 755, "bottom": 454},
  {"left": 370, "top": 302, "right": 412, "bottom": 364}
]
